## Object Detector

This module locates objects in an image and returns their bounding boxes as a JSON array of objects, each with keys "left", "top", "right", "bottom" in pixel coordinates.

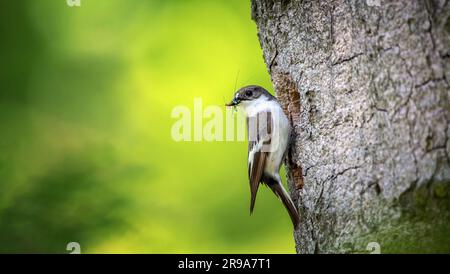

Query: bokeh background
[{"left": 0, "top": 0, "right": 297, "bottom": 253}]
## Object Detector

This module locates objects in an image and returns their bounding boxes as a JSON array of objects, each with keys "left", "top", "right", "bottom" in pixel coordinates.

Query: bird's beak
[{"left": 225, "top": 97, "right": 240, "bottom": 107}]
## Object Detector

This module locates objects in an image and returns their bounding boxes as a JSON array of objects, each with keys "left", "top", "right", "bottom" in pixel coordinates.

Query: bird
[{"left": 226, "top": 85, "right": 300, "bottom": 229}]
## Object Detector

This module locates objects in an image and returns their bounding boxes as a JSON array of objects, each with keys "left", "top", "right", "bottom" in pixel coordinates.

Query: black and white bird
[{"left": 226, "top": 85, "right": 300, "bottom": 229}]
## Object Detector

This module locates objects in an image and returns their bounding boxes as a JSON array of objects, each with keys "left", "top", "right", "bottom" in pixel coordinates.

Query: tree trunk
[{"left": 251, "top": 0, "right": 450, "bottom": 253}]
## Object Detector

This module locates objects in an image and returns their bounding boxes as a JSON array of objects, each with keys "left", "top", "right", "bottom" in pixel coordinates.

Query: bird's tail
[{"left": 268, "top": 182, "right": 300, "bottom": 230}]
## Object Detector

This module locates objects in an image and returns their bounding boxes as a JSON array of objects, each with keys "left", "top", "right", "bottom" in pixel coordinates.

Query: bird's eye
[{"left": 245, "top": 90, "right": 253, "bottom": 97}]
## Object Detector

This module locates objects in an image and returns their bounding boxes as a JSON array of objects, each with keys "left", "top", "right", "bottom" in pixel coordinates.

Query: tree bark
[{"left": 251, "top": 0, "right": 450, "bottom": 253}]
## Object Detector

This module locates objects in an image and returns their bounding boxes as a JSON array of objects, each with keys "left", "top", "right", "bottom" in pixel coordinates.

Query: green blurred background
[{"left": 0, "top": 0, "right": 296, "bottom": 253}]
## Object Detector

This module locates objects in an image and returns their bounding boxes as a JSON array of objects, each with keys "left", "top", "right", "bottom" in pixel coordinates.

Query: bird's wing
[{"left": 247, "top": 111, "right": 272, "bottom": 213}]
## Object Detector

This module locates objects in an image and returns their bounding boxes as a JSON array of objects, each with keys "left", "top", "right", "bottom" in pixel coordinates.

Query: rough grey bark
[{"left": 251, "top": 0, "right": 450, "bottom": 253}]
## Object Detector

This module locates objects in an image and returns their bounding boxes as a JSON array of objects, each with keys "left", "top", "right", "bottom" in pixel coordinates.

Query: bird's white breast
[{"left": 241, "top": 97, "right": 290, "bottom": 175}]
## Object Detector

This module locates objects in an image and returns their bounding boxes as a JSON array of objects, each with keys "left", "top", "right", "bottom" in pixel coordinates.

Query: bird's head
[{"left": 225, "top": 85, "right": 274, "bottom": 108}]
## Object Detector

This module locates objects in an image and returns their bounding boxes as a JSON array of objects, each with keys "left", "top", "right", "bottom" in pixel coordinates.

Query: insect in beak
[{"left": 225, "top": 98, "right": 240, "bottom": 107}]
